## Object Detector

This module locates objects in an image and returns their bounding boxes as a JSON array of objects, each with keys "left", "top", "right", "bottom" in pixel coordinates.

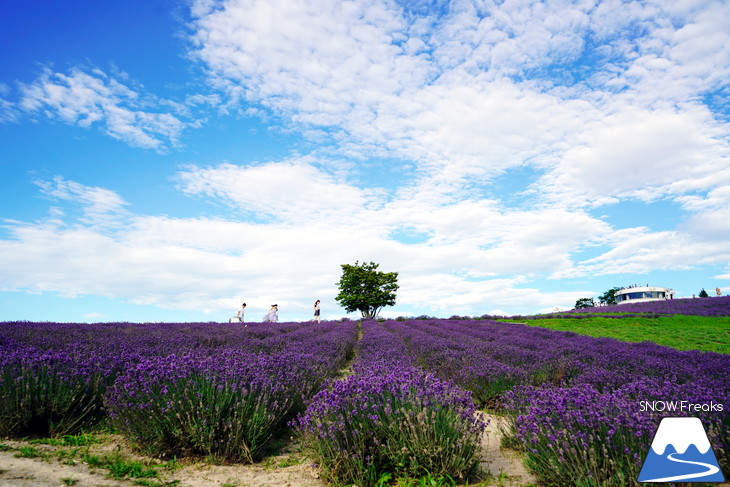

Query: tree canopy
[
  {"left": 598, "top": 286, "right": 622, "bottom": 305},
  {"left": 574, "top": 297, "right": 596, "bottom": 309},
  {"left": 335, "top": 261, "right": 399, "bottom": 319}
]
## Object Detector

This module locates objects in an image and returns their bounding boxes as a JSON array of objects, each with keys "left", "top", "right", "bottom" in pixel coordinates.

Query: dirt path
[
  {"left": 0, "top": 417, "right": 536, "bottom": 487},
  {"left": 479, "top": 413, "right": 537, "bottom": 487},
  {"left": 0, "top": 435, "right": 325, "bottom": 487}
]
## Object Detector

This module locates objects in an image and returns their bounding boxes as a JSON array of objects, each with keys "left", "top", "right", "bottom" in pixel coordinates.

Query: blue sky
[{"left": 1, "top": 0, "right": 729, "bottom": 322}]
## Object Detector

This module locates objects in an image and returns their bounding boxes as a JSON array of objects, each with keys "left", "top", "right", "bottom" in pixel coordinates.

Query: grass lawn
[{"left": 505, "top": 315, "right": 730, "bottom": 354}]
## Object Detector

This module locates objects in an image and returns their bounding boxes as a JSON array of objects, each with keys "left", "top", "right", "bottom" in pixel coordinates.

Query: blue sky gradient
[{"left": 1, "top": 0, "right": 729, "bottom": 322}]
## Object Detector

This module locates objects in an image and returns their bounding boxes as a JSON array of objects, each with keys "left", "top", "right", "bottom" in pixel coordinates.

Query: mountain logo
[{"left": 638, "top": 417, "right": 725, "bottom": 483}]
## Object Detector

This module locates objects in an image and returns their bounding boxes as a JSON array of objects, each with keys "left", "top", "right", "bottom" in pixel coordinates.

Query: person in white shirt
[
  {"left": 236, "top": 303, "right": 246, "bottom": 322},
  {"left": 230, "top": 303, "right": 246, "bottom": 323}
]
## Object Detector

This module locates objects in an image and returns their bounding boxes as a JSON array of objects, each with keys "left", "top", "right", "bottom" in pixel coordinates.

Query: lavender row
[
  {"left": 0, "top": 320, "right": 358, "bottom": 462},
  {"left": 382, "top": 319, "right": 729, "bottom": 393},
  {"left": 1, "top": 320, "right": 343, "bottom": 360},
  {"left": 295, "top": 321, "right": 485, "bottom": 486},
  {"left": 379, "top": 319, "right": 729, "bottom": 485}
]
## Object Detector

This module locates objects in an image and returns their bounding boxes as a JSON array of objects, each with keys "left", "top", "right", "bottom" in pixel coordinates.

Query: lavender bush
[
  {"left": 106, "top": 351, "right": 318, "bottom": 461},
  {"left": 295, "top": 321, "right": 485, "bottom": 486},
  {"left": 102, "top": 321, "right": 357, "bottom": 461},
  {"left": 0, "top": 344, "right": 107, "bottom": 436},
  {"left": 503, "top": 379, "right": 729, "bottom": 487}
]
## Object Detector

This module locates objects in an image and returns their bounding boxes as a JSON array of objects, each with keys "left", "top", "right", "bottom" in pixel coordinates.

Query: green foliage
[
  {"left": 30, "top": 433, "right": 98, "bottom": 447},
  {"left": 378, "top": 472, "right": 458, "bottom": 486},
  {"left": 515, "top": 315, "right": 730, "bottom": 353},
  {"left": 699, "top": 288, "right": 710, "bottom": 297},
  {"left": 4, "top": 434, "right": 180, "bottom": 486},
  {"left": 598, "top": 286, "right": 622, "bottom": 305},
  {"left": 81, "top": 451, "right": 171, "bottom": 482},
  {"left": 402, "top": 473, "right": 457, "bottom": 486},
  {"left": 573, "top": 297, "right": 595, "bottom": 309},
  {"left": 15, "top": 446, "right": 44, "bottom": 459},
  {"left": 335, "top": 261, "right": 399, "bottom": 318}
]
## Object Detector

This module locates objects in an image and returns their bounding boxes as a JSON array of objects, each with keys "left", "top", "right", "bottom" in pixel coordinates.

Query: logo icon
[{"left": 638, "top": 417, "right": 725, "bottom": 483}]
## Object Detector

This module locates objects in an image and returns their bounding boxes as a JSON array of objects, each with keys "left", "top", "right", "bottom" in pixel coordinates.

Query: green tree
[
  {"left": 699, "top": 288, "right": 709, "bottom": 298},
  {"left": 574, "top": 297, "right": 595, "bottom": 309},
  {"left": 335, "top": 261, "right": 399, "bottom": 319},
  {"left": 598, "top": 286, "right": 622, "bottom": 305}
]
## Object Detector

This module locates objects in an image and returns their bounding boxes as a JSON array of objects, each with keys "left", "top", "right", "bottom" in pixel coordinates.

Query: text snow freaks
[{"left": 639, "top": 400, "right": 724, "bottom": 413}]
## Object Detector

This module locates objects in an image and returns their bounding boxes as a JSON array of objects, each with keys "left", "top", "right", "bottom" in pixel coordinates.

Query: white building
[{"left": 615, "top": 286, "right": 675, "bottom": 305}]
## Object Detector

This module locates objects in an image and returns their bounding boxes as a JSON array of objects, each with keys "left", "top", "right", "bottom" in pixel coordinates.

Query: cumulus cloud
[
  {"left": 15, "top": 67, "right": 190, "bottom": 151},
  {"left": 176, "top": 158, "right": 384, "bottom": 222},
  {"left": 553, "top": 226, "right": 730, "bottom": 279},
  {"left": 537, "top": 104, "right": 730, "bottom": 206}
]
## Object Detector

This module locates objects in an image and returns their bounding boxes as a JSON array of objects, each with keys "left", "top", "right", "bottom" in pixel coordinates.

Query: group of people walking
[{"left": 230, "top": 300, "right": 320, "bottom": 324}]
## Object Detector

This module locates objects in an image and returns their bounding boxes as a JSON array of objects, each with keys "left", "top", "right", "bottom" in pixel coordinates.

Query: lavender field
[
  {"left": 1, "top": 315, "right": 728, "bottom": 487},
  {"left": 531, "top": 295, "right": 730, "bottom": 317}
]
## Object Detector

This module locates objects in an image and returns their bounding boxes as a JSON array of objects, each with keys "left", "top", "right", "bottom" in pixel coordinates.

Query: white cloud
[
  {"left": 555, "top": 226, "right": 730, "bottom": 278},
  {"left": 34, "top": 176, "right": 130, "bottom": 227},
  {"left": 612, "top": 1, "right": 730, "bottom": 106},
  {"left": 537, "top": 104, "right": 730, "bottom": 206},
  {"left": 188, "top": 0, "right": 594, "bottom": 179},
  {"left": 0, "top": 83, "right": 17, "bottom": 122},
  {"left": 83, "top": 312, "right": 107, "bottom": 319},
  {"left": 681, "top": 206, "right": 730, "bottom": 241},
  {"left": 177, "top": 158, "right": 384, "bottom": 222},
  {"left": 189, "top": 0, "right": 430, "bottom": 124},
  {"left": 4, "top": 0, "right": 730, "bottom": 319},
  {"left": 3, "top": 167, "right": 729, "bottom": 318},
  {"left": 0, "top": 173, "right": 621, "bottom": 317},
  {"left": 430, "top": 0, "right": 593, "bottom": 75},
  {"left": 16, "top": 68, "right": 190, "bottom": 151},
  {"left": 187, "top": 0, "right": 730, "bottom": 207}
]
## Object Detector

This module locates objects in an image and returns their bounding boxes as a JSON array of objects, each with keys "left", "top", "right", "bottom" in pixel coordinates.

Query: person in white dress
[{"left": 262, "top": 304, "right": 278, "bottom": 322}]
